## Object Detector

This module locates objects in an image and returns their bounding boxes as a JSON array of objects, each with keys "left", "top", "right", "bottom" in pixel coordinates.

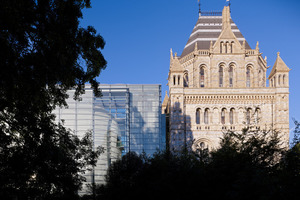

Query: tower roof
[
  {"left": 180, "top": 11, "right": 251, "bottom": 58},
  {"left": 268, "top": 52, "right": 291, "bottom": 79}
]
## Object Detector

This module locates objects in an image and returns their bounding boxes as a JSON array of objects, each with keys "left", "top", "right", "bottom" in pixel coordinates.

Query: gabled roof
[
  {"left": 268, "top": 52, "right": 291, "bottom": 79},
  {"left": 180, "top": 11, "right": 251, "bottom": 58}
]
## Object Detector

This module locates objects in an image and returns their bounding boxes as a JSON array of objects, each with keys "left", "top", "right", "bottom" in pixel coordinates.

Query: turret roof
[
  {"left": 180, "top": 11, "right": 251, "bottom": 58},
  {"left": 268, "top": 52, "right": 291, "bottom": 79}
]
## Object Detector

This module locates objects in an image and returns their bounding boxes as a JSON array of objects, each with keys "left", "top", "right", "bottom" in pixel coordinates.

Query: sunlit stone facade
[{"left": 163, "top": 6, "right": 290, "bottom": 151}]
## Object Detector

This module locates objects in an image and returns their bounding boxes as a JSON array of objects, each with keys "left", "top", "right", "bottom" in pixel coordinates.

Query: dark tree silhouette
[
  {"left": 93, "top": 128, "right": 300, "bottom": 200},
  {"left": 0, "top": 0, "right": 106, "bottom": 199}
]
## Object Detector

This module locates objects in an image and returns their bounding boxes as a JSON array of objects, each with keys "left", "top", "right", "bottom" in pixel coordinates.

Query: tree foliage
[
  {"left": 94, "top": 128, "right": 300, "bottom": 200},
  {"left": 0, "top": 0, "right": 106, "bottom": 199}
]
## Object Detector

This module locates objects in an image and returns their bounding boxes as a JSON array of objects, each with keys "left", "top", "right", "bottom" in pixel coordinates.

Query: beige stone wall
[
  {"left": 168, "top": 48, "right": 289, "bottom": 151},
  {"left": 167, "top": 6, "right": 290, "bottom": 151}
]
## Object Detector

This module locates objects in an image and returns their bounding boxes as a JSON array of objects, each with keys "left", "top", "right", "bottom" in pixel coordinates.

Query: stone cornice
[{"left": 184, "top": 94, "right": 275, "bottom": 104}]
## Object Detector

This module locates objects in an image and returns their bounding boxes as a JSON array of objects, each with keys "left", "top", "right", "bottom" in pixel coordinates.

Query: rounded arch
[
  {"left": 219, "top": 65, "right": 224, "bottom": 87},
  {"left": 254, "top": 107, "right": 261, "bottom": 124},
  {"left": 229, "top": 108, "right": 235, "bottom": 124},
  {"left": 246, "top": 107, "right": 253, "bottom": 125},
  {"left": 221, "top": 108, "right": 227, "bottom": 124},
  {"left": 229, "top": 61, "right": 238, "bottom": 67},
  {"left": 217, "top": 61, "right": 227, "bottom": 68},
  {"left": 195, "top": 108, "right": 201, "bottom": 124},
  {"left": 192, "top": 138, "right": 212, "bottom": 152},
  {"left": 204, "top": 108, "right": 210, "bottom": 124},
  {"left": 246, "top": 64, "right": 254, "bottom": 88},
  {"left": 283, "top": 74, "right": 286, "bottom": 86},
  {"left": 183, "top": 70, "right": 189, "bottom": 87},
  {"left": 199, "top": 65, "right": 207, "bottom": 88}
]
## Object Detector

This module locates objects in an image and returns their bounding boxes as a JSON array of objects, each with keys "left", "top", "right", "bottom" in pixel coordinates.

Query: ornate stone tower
[{"left": 163, "top": 5, "right": 290, "bottom": 151}]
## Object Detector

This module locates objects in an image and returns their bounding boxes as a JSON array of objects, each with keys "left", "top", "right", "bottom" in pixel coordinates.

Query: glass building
[{"left": 53, "top": 84, "right": 165, "bottom": 192}]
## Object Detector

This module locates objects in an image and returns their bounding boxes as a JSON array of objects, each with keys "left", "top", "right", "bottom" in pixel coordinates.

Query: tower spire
[{"left": 198, "top": 0, "right": 201, "bottom": 16}]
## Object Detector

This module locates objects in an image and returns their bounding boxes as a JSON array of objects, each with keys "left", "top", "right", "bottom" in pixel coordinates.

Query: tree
[
  {"left": 0, "top": 0, "right": 106, "bottom": 199},
  {"left": 206, "top": 128, "right": 284, "bottom": 199},
  {"left": 96, "top": 128, "right": 290, "bottom": 200},
  {"left": 278, "top": 120, "right": 300, "bottom": 199}
]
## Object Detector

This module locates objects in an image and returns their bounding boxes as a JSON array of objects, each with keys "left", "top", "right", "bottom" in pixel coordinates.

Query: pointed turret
[
  {"left": 162, "top": 91, "right": 169, "bottom": 114},
  {"left": 268, "top": 52, "right": 291, "bottom": 79},
  {"left": 170, "top": 53, "right": 183, "bottom": 72},
  {"left": 268, "top": 52, "right": 291, "bottom": 87}
]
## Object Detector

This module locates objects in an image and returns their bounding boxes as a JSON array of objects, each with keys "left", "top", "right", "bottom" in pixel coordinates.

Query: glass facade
[{"left": 53, "top": 84, "right": 165, "bottom": 192}]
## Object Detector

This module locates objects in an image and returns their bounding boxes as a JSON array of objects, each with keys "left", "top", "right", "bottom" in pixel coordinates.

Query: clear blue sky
[{"left": 80, "top": 0, "right": 300, "bottom": 141}]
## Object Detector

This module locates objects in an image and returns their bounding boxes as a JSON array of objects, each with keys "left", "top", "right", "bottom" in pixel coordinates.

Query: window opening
[
  {"left": 221, "top": 109, "right": 226, "bottom": 124},
  {"left": 219, "top": 66, "right": 223, "bottom": 87},
  {"left": 204, "top": 109, "right": 209, "bottom": 124},
  {"left": 229, "top": 66, "right": 233, "bottom": 87},
  {"left": 230, "top": 109, "right": 234, "bottom": 124},
  {"left": 246, "top": 67, "right": 251, "bottom": 87},
  {"left": 200, "top": 67, "right": 205, "bottom": 87},
  {"left": 196, "top": 108, "right": 201, "bottom": 124}
]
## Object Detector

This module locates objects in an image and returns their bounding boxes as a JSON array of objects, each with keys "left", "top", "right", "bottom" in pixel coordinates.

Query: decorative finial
[
  {"left": 226, "top": 0, "right": 231, "bottom": 6},
  {"left": 226, "top": 0, "right": 231, "bottom": 12},
  {"left": 198, "top": 0, "right": 201, "bottom": 16},
  {"left": 277, "top": 52, "right": 280, "bottom": 57},
  {"left": 256, "top": 41, "right": 259, "bottom": 50}
]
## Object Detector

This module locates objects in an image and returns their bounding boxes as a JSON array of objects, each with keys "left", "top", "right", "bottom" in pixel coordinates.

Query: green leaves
[{"left": 0, "top": 0, "right": 106, "bottom": 199}]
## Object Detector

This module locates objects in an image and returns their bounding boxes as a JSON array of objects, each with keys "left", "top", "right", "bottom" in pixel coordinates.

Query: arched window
[
  {"left": 278, "top": 75, "right": 281, "bottom": 86},
  {"left": 196, "top": 108, "right": 201, "bottom": 124},
  {"left": 220, "top": 42, "right": 224, "bottom": 53},
  {"left": 246, "top": 108, "right": 251, "bottom": 125},
  {"left": 246, "top": 67, "right": 251, "bottom": 87},
  {"left": 229, "top": 66, "right": 233, "bottom": 87},
  {"left": 219, "top": 66, "right": 224, "bottom": 87},
  {"left": 283, "top": 75, "right": 286, "bottom": 86},
  {"left": 221, "top": 108, "right": 226, "bottom": 124},
  {"left": 204, "top": 109, "right": 209, "bottom": 124},
  {"left": 184, "top": 71, "right": 189, "bottom": 87},
  {"left": 254, "top": 108, "right": 260, "bottom": 124},
  {"left": 178, "top": 75, "right": 181, "bottom": 86},
  {"left": 231, "top": 42, "right": 234, "bottom": 53},
  {"left": 173, "top": 75, "right": 176, "bottom": 85},
  {"left": 271, "top": 79, "right": 273, "bottom": 87},
  {"left": 200, "top": 67, "right": 205, "bottom": 87},
  {"left": 230, "top": 108, "right": 234, "bottom": 124},
  {"left": 274, "top": 77, "right": 276, "bottom": 87}
]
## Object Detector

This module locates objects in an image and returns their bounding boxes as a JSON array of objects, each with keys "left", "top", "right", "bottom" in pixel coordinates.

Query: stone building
[{"left": 163, "top": 5, "right": 290, "bottom": 151}]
